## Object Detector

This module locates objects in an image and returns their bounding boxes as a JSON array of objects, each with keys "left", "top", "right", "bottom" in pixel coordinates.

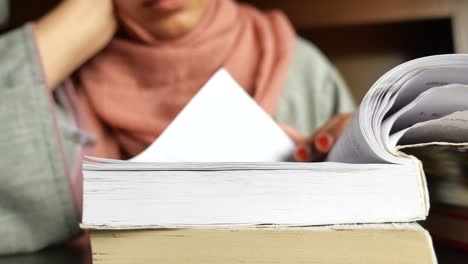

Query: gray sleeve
[
  {"left": 0, "top": 24, "right": 79, "bottom": 255},
  {"left": 276, "top": 37, "right": 355, "bottom": 136}
]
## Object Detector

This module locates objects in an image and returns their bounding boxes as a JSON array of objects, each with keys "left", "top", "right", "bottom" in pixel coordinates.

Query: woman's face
[{"left": 114, "top": 0, "right": 209, "bottom": 40}]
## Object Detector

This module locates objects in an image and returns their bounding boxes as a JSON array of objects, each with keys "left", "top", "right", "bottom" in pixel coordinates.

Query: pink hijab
[{"left": 76, "top": 0, "right": 295, "bottom": 159}]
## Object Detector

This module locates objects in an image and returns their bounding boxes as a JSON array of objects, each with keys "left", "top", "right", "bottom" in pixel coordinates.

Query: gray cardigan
[{"left": 0, "top": 24, "right": 354, "bottom": 255}]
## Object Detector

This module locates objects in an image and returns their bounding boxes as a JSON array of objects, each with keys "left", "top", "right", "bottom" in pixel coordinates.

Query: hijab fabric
[{"left": 76, "top": 0, "right": 295, "bottom": 159}]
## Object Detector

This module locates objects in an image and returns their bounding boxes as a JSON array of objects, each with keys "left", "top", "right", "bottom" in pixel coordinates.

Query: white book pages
[
  {"left": 82, "top": 222, "right": 427, "bottom": 231},
  {"left": 82, "top": 162, "right": 426, "bottom": 227},
  {"left": 382, "top": 84, "right": 468, "bottom": 147},
  {"left": 328, "top": 54, "right": 468, "bottom": 164},
  {"left": 388, "top": 67, "right": 468, "bottom": 113},
  {"left": 396, "top": 111, "right": 468, "bottom": 145},
  {"left": 130, "top": 69, "right": 295, "bottom": 162}
]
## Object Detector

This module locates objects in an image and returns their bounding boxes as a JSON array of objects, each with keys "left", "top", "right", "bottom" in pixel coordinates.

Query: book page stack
[
  {"left": 404, "top": 145, "right": 468, "bottom": 251},
  {"left": 81, "top": 56, "right": 468, "bottom": 263}
]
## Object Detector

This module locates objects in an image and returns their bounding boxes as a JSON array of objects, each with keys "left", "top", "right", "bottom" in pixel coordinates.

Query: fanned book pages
[{"left": 82, "top": 55, "right": 468, "bottom": 229}]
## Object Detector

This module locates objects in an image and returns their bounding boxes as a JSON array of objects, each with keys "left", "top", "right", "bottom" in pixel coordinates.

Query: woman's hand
[
  {"left": 282, "top": 113, "right": 353, "bottom": 162},
  {"left": 35, "top": 0, "right": 117, "bottom": 90}
]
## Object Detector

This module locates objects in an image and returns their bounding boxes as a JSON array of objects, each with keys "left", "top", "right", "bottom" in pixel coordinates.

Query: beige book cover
[{"left": 88, "top": 224, "right": 437, "bottom": 264}]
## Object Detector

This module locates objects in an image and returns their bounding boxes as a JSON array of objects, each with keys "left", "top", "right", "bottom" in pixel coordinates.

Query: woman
[{"left": 0, "top": 0, "right": 353, "bottom": 254}]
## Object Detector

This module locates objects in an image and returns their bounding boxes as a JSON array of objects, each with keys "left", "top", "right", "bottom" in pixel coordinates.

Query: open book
[{"left": 82, "top": 55, "right": 468, "bottom": 228}]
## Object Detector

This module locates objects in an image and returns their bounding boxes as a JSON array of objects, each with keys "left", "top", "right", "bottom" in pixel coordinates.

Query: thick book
[
  {"left": 88, "top": 223, "right": 436, "bottom": 264},
  {"left": 82, "top": 55, "right": 468, "bottom": 228}
]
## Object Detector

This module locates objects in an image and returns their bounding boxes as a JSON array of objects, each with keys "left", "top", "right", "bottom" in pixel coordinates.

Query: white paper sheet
[{"left": 130, "top": 69, "right": 295, "bottom": 162}]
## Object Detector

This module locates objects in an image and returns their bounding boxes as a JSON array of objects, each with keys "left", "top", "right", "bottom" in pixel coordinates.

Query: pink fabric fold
[{"left": 76, "top": 0, "right": 296, "bottom": 159}]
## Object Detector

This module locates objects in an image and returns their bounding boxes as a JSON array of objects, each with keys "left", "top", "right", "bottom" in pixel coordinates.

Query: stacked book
[
  {"left": 82, "top": 55, "right": 468, "bottom": 263},
  {"left": 405, "top": 145, "right": 468, "bottom": 251}
]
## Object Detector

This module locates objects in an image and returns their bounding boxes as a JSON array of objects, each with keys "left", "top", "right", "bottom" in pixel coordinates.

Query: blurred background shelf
[
  {"left": 7, "top": 0, "right": 468, "bottom": 103},
  {"left": 243, "top": 0, "right": 468, "bottom": 103},
  {"left": 246, "top": 0, "right": 453, "bottom": 28},
  {"left": 245, "top": 0, "right": 468, "bottom": 54}
]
